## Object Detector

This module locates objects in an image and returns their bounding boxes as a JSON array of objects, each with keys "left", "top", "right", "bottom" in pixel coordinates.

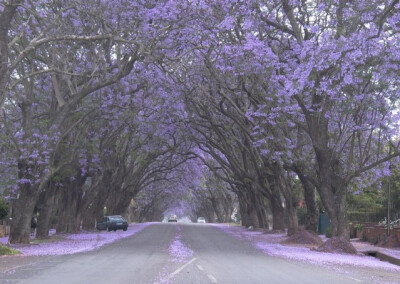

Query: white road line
[
  {"left": 197, "top": 264, "right": 204, "bottom": 271},
  {"left": 167, "top": 257, "right": 198, "bottom": 279},
  {"left": 349, "top": 277, "right": 362, "bottom": 282},
  {"left": 207, "top": 274, "right": 218, "bottom": 283}
]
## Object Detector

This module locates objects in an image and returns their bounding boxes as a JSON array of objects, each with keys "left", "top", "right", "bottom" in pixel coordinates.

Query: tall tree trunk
[
  {"left": 248, "top": 205, "right": 259, "bottom": 228},
  {"left": 9, "top": 185, "right": 39, "bottom": 244},
  {"left": 224, "top": 203, "right": 233, "bottom": 223},
  {"left": 81, "top": 206, "right": 97, "bottom": 231},
  {"left": 9, "top": 161, "right": 40, "bottom": 244},
  {"left": 36, "top": 184, "right": 58, "bottom": 239},
  {"left": 273, "top": 164, "right": 299, "bottom": 236},
  {"left": 238, "top": 195, "right": 249, "bottom": 227},
  {"left": 285, "top": 200, "right": 299, "bottom": 236},
  {"left": 56, "top": 175, "right": 86, "bottom": 233},
  {"left": 244, "top": 191, "right": 260, "bottom": 228},
  {"left": 255, "top": 196, "right": 269, "bottom": 229},
  {"left": 297, "top": 172, "right": 319, "bottom": 232},
  {"left": 322, "top": 183, "right": 349, "bottom": 239},
  {"left": 315, "top": 148, "right": 350, "bottom": 239},
  {"left": 270, "top": 193, "right": 285, "bottom": 230}
]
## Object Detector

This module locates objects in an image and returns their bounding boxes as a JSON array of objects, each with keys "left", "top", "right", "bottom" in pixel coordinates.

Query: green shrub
[
  {"left": 347, "top": 209, "right": 386, "bottom": 223},
  {"left": 0, "top": 245, "right": 21, "bottom": 255},
  {"left": 325, "top": 226, "right": 333, "bottom": 238},
  {"left": 355, "top": 223, "right": 364, "bottom": 231}
]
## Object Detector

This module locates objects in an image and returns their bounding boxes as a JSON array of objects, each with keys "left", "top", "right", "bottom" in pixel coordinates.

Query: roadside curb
[
  {"left": 362, "top": 250, "right": 400, "bottom": 266},
  {"left": 351, "top": 239, "right": 400, "bottom": 267}
]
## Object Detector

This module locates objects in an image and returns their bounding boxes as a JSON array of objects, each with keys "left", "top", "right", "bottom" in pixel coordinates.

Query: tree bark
[
  {"left": 36, "top": 184, "right": 58, "bottom": 239},
  {"left": 9, "top": 159, "right": 41, "bottom": 244},
  {"left": 0, "top": 1, "right": 21, "bottom": 109},
  {"left": 272, "top": 164, "right": 299, "bottom": 236},
  {"left": 56, "top": 175, "right": 86, "bottom": 233},
  {"left": 270, "top": 193, "right": 285, "bottom": 231},
  {"left": 297, "top": 172, "right": 319, "bottom": 232},
  {"left": 238, "top": 194, "right": 249, "bottom": 227}
]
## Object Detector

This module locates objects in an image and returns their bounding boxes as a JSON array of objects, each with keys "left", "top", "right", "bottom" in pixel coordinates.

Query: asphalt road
[{"left": 0, "top": 223, "right": 391, "bottom": 283}]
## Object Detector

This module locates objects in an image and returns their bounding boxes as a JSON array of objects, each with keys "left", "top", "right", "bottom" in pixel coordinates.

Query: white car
[
  {"left": 168, "top": 215, "right": 178, "bottom": 222},
  {"left": 197, "top": 217, "right": 206, "bottom": 223}
]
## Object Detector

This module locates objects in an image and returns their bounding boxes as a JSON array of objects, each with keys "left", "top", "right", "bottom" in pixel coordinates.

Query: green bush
[
  {"left": 354, "top": 223, "right": 364, "bottom": 231},
  {"left": 0, "top": 198, "right": 9, "bottom": 220},
  {"left": 347, "top": 209, "right": 386, "bottom": 223}
]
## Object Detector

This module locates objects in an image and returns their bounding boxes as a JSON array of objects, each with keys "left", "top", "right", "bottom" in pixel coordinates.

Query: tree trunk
[
  {"left": 0, "top": 1, "right": 20, "bottom": 109},
  {"left": 9, "top": 159, "right": 41, "bottom": 244},
  {"left": 285, "top": 200, "right": 299, "bottom": 236},
  {"left": 270, "top": 193, "right": 285, "bottom": 230},
  {"left": 224, "top": 204, "right": 233, "bottom": 223},
  {"left": 314, "top": 146, "right": 350, "bottom": 239},
  {"left": 9, "top": 184, "right": 40, "bottom": 244},
  {"left": 244, "top": 191, "right": 260, "bottom": 228},
  {"left": 297, "top": 172, "right": 319, "bottom": 232},
  {"left": 255, "top": 196, "right": 269, "bottom": 229},
  {"left": 238, "top": 195, "right": 249, "bottom": 227},
  {"left": 272, "top": 164, "right": 299, "bottom": 236},
  {"left": 81, "top": 206, "right": 97, "bottom": 231},
  {"left": 324, "top": 185, "right": 349, "bottom": 239},
  {"left": 248, "top": 205, "right": 260, "bottom": 228},
  {"left": 36, "top": 185, "right": 58, "bottom": 239},
  {"left": 56, "top": 173, "right": 88, "bottom": 233}
]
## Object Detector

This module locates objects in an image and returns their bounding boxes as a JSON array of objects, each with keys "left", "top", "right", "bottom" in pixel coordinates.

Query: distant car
[
  {"left": 96, "top": 215, "right": 128, "bottom": 232},
  {"left": 197, "top": 217, "right": 206, "bottom": 223},
  {"left": 168, "top": 215, "right": 178, "bottom": 222}
]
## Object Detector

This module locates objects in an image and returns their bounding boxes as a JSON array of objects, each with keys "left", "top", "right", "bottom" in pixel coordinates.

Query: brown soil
[
  {"left": 315, "top": 237, "right": 358, "bottom": 254},
  {"left": 281, "top": 230, "right": 323, "bottom": 248}
]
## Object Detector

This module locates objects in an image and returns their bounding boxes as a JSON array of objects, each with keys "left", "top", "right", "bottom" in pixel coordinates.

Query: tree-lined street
[
  {"left": 2, "top": 223, "right": 399, "bottom": 283},
  {"left": 1, "top": 1, "right": 400, "bottom": 282}
]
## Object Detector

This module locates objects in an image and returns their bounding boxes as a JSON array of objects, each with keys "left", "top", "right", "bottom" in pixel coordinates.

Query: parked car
[
  {"left": 197, "top": 217, "right": 206, "bottom": 223},
  {"left": 96, "top": 215, "right": 128, "bottom": 232},
  {"left": 168, "top": 215, "right": 178, "bottom": 222}
]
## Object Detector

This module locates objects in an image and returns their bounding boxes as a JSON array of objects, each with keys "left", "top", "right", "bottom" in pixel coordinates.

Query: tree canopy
[{"left": 0, "top": 0, "right": 399, "bottom": 243}]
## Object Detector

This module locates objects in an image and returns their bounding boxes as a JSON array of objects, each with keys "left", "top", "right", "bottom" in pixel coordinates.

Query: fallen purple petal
[
  {"left": 167, "top": 227, "right": 193, "bottom": 262},
  {"left": 214, "top": 224, "right": 400, "bottom": 272},
  {"left": 3, "top": 223, "right": 150, "bottom": 256}
]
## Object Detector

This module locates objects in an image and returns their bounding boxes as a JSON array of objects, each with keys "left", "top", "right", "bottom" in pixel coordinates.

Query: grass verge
[{"left": 0, "top": 244, "right": 21, "bottom": 255}]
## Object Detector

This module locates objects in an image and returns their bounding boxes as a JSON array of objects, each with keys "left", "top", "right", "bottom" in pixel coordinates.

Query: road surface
[{"left": 0, "top": 223, "right": 397, "bottom": 283}]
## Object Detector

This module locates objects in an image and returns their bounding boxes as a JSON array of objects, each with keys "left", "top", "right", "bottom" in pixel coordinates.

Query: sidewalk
[
  {"left": 217, "top": 225, "right": 400, "bottom": 272},
  {"left": 350, "top": 238, "right": 400, "bottom": 266}
]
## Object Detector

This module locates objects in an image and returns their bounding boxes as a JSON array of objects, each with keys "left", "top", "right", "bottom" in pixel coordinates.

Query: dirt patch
[
  {"left": 377, "top": 235, "right": 400, "bottom": 248},
  {"left": 315, "top": 237, "right": 358, "bottom": 254},
  {"left": 281, "top": 230, "right": 323, "bottom": 248}
]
